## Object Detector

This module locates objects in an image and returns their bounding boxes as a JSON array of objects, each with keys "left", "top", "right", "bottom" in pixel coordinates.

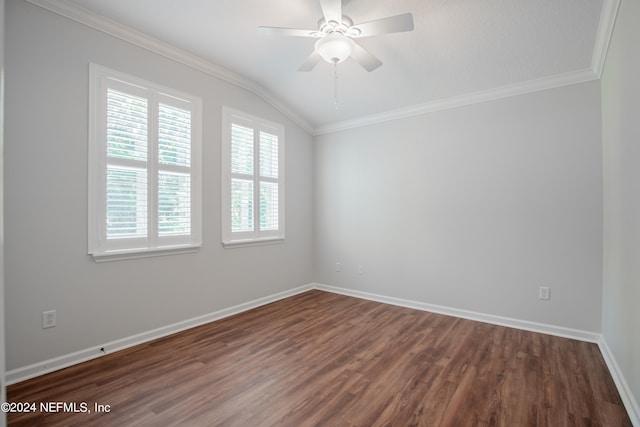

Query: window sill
[
  {"left": 222, "top": 238, "right": 284, "bottom": 249},
  {"left": 91, "top": 244, "right": 201, "bottom": 263}
]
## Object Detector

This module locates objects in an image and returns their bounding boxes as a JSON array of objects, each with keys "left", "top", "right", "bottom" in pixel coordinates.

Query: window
[
  {"left": 89, "top": 64, "right": 202, "bottom": 260},
  {"left": 221, "top": 107, "right": 284, "bottom": 247}
]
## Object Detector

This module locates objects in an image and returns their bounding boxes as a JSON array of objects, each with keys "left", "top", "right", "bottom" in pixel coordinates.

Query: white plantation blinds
[
  {"left": 89, "top": 64, "right": 202, "bottom": 259},
  {"left": 222, "top": 108, "right": 284, "bottom": 246},
  {"left": 231, "top": 124, "right": 255, "bottom": 233},
  {"left": 259, "top": 131, "right": 279, "bottom": 232},
  {"left": 158, "top": 103, "right": 192, "bottom": 237},
  {"left": 106, "top": 89, "right": 148, "bottom": 239}
]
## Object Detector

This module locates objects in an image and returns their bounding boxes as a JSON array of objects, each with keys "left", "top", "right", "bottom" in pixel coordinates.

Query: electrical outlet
[
  {"left": 539, "top": 287, "right": 551, "bottom": 301},
  {"left": 336, "top": 262, "right": 341, "bottom": 272},
  {"left": 357, "top": 264, "right": 363, "bottom": 274},
  {"left": 43, "top": 310, "right": 57, "bottom": 328}
]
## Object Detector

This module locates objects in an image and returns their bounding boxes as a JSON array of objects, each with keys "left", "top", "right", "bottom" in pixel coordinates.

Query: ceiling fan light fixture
[
  {"left": 345, "top": 27, "right": 361, "bottom": 37},
  {"left": 314, "top": 33, "right": 353, "bottom": 63},
  {"left": 318, "top": 16, "right": 354, "bottom": 36}
]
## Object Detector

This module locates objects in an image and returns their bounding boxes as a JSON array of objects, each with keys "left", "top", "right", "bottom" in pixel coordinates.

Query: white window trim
[
  {"left": 89, "top": 63, "right": 202, "bottom": 261},
  {"left": 221, "top": 107, "right": 285, "bottom": 248}
]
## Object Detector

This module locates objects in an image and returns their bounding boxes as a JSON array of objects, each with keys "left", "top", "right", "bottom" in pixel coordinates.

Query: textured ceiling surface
[{"left": 61, "top": 0, "right": 605, "bottom": 130}]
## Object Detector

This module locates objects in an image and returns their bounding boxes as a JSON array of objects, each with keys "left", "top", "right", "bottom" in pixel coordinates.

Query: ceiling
[{"left": 39, "top": 0, "right": 611, "bottom": 133}]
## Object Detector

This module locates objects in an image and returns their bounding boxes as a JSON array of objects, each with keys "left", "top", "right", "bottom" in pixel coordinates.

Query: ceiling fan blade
[
  {"left": 352, "top": 13, "right": 414, "bottom": 38},
  {"left": 319, "top": 0, "right": 342, "bottom": 23},
  {"left": 298, "top": 51, "right": 322, "bottom": 72},
  {"left": 350, "top": 41, "right": 383, "bottom": 72},
  {"left": 258, "top": 26, "right": 317, "bottom": 37}
]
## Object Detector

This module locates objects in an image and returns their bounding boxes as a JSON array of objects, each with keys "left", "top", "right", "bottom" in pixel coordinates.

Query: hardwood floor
[{"left": 7, "top": 290, "right": 631, "bottom": 426}]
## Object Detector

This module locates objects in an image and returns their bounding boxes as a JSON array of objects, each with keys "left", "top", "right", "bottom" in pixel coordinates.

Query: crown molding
[
  {"left": 313, "top": 68, "right": 599, "bottom": 135},
  {"left": 591, "top": 0, "right": 621, "bottom": 78},
  {"left": 24, "top": 0, "right": 315, "bottom": 135},
  {"left": 25, "top": 0, "right": 614, "bottom": 137},
  {"left": 313, "top": 0, "right": 618, "bottom": 136}
]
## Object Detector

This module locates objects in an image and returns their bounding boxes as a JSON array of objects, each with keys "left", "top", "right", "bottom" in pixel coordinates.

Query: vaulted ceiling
[{"left": 32, "top": 0, "right": 616, "bottom": 134}]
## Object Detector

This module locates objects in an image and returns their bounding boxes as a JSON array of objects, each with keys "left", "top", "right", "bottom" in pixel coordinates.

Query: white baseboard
[
  {"left": 10, "top": 281, "right": 637, "bottom": 427},
  {"left": 313, "top": 283, "right": 601, "bottom": 342},
  {"left": 7, "top": 282, "right": 601, "bottom": 385},
  {"left": 6, "top": 284, "right": 314, "bottom": 385},
  {"left": 598, "top": 337, "right": 640, "bottom": 426},
  {"left": 314, "top": 283, "right": 640, "bottom": 425}
]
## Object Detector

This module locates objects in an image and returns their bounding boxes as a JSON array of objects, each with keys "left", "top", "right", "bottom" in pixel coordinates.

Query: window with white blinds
[
  {"left": 89, "top": 64, "right": 202, "bottom": 260},
  {"left": 222, "top": 107, "right": 285, "bottom": 246}
]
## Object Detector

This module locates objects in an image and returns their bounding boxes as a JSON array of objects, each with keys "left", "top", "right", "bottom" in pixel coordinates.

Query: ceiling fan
[{"left": 258, "top": 0, "right": 415, "bottom": 72}]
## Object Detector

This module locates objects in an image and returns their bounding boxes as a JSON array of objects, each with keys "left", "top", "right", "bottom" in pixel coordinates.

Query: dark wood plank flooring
[{"left": 7, "top": 290, "right": 632, "bottom": 426}]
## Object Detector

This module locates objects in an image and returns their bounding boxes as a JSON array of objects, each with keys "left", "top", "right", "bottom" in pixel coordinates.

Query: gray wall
[
  {"left": 602, "top": 0, "right": 640, "bottom": 413},
  {"left": 315, "top": 81, "right": 604, "bottom": 332},
  {"left": 5, "top": 6, "right": 636, "bottom": 419},
  {"left": 4, "top": 0, "right": 314, "bottom": 370}
]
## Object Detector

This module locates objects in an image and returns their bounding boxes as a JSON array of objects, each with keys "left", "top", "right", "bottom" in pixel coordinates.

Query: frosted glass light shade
[{"left": 314, "top": 34, "right": 354, "bottom": 63}]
